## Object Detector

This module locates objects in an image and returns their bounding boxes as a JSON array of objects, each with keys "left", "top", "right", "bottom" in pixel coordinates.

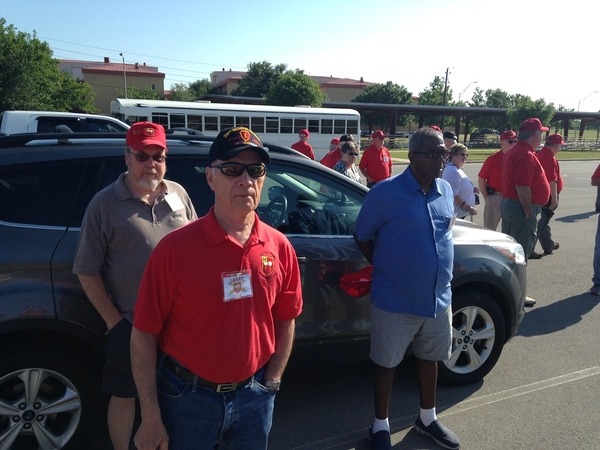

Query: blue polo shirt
[{"left": 354, "top": 166, "right": 454, "bottom": 317}]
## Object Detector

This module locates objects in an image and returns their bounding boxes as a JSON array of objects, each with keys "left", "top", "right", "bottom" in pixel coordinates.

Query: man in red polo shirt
[
  {"left": 359, "top": 130, "right": 393, "bottom": 188},
  {"left": 131, "top": 127, "right": 303, "bottom": 450},
  {"left": 529, "top": 134, "right": 564, "bottom": 258},
  {"left": 291, "top": 128, "right": 315, "bottom": 160},
  {"left": 478, "top": 130, "right": 517, "bottom": 230},
  {"left": 501, "top": 118, "right": 550, "bottom": 268}
]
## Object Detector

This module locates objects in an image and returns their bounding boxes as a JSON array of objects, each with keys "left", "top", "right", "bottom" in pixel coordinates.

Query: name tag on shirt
[
  {"left": 222, "top": 271, "right": 253, "bottom": 302},
  {"left": 164, "top": 192, "right": 185, "bottom": 212}
]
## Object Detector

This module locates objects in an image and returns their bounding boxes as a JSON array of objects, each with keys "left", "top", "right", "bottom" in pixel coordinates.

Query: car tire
[
  {"left": 439, "top": 290, "right": 506, "bottom": 386},
  {"left": 0, "top": 340, "right": 106, "bottom": 450}
]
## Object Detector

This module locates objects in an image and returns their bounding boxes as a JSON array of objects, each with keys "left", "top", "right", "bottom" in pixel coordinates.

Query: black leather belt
[{"left": 164, "top": 357, "right": 252, "bottom": 393}]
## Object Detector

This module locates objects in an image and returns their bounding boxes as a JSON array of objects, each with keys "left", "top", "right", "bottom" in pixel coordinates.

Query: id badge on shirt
[
  {"left": 222, "top": 270, "right": 253, "bottom": 302},
  {"left": 164, "top": 192, "right": 185, "bottom": 212}
]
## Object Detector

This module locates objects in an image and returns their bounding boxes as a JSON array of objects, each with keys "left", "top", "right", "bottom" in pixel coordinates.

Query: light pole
[
  {"left": 458, "top": 81, "right": 478, "bottom": 103},
  {"left": 577, "top": 90, "right": 598, "bottom": 111},
  {"left": 119, "top": 53, "right": 127, "bottom": 99}
]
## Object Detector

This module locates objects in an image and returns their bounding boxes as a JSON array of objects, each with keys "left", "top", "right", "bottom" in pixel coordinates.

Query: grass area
[{"left": 388, "top": 148, "right": 600, "bottom": 162}]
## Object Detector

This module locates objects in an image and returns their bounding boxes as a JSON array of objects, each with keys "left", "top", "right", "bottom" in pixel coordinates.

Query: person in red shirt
[
  {"left": 478, "top": 130, "right": 517, "bottom": 230},
  {"left": 131, "top": 127, "right": 303, "bottom": 450},
  {"left": 359, "top": 130, "right": 392, "bottom": 188},
  {"left": 291, "top": 128, "right": 315, "bottom": 160},
  {"left": 501, "top": 118, "right": 550, "bottom": 267},
  {"left": 320, "top": 135, "right": 354, "bottom": 169},
  {"left": 529, "top": 134, "right": 564, "bottom": 258}
]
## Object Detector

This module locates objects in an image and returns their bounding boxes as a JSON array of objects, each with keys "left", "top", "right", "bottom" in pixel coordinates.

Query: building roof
[{"left": 82, "top": 63, "right": 165, "bottom": 78}]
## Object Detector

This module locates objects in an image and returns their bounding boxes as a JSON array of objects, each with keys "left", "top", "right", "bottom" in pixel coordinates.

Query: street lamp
[
  {"left": 119, "top": 53, "right": 127, "bottom": 99},
  {"left": 458, "top": 81, "right": 478, "bottom": 103},
  {"left": 577, "top": 90, "right": 598, "bottom": 111}
]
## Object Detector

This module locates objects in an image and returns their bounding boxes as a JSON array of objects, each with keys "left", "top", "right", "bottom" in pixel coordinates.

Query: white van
[{"left": 0, "top": 111, "right": 130, "bottom": 135}]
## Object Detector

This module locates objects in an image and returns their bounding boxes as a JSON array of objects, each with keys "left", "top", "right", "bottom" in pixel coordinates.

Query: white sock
[
  {"left": 420, "top": 407, "right": 437, "bottom": 427},
  {"left": 372, "top": 417, "right": 390, "bottom": 433}
]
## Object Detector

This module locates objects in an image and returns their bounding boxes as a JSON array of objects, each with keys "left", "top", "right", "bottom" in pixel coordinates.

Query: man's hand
[{"left": 134, "top": 416, "right": 169, "bottom": 450}]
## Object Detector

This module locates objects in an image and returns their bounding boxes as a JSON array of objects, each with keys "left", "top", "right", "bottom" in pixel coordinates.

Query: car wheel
[
  {"left": 0, "top": 341, "right": 106, "bottom": 450},
  {"left": 439, "top": 290, "right": 506, "bottom": 386}
]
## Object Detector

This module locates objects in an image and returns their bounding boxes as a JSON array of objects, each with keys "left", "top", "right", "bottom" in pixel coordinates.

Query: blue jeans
[
  {"left": 156, "top": 357, "right": 275, "bottom": 450},
  {"left": 593, "top": 214, "right": 600, "bottom": 285}
]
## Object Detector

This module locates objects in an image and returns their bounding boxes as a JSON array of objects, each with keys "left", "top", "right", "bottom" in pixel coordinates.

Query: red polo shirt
[
  {"left": 536, "top": 146, "right": 563, "bottom": 193},
  {"left": 502, "top": 141, "right": 550, "bottom": 205},
  {"left": 478, "top": 150, "right": 504, "bottom": 192},
  {"left": 134, "top": 209, "right": 303, "bottom": 383},
  {"left": 291, "top": 141, "right": 315, "bottom": 160},
  {"left": 359, "top": 144, "right": 392, "bottom": 182},
  {"left": 320, "top": 148, "right": 341, "bottom": 169},
  {"left": 593, "top": 164, "right": 600, "bottom": 180}
]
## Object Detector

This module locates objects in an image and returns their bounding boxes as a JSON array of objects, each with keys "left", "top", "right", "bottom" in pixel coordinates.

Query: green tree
[
  {"left": 418, "top": 76, "right": 453, "bottom": 127},
  {"left": 470, "top": 88, "right": 514, "bottom": 132},
  {"left": 352, "top": 81, "right": 413, "bottom": 130},
  {"left": 263, "top": 70, "right": 325, "bottom": 107},
  {"left": 231, "top": 61, "right": 287, "bottom": 98},
  {"left": 188, "top": 79, "right": 214, "bottom": 98},
  {"left": 0, "top": 18, "right": 96, "bottom": 112},
  {"left": 507, "top": 95, "right": 555, "bottom": 131},
  {"left": 168, "top": 82, "right": 194, "bottom": 101},
  {"left": 116, "top": 84, "right": 162, "bottom": 100}
]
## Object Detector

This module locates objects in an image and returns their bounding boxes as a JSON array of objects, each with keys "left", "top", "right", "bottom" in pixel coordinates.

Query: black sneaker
[
  {"left": 368, "top": 426, "right": 392, "bottom": 450},
  {"left": 414, "top": 417, "right": 460, "bottom": 449},
  {"left": 528, "top": 252, "right": 544, "bottom": 259}
]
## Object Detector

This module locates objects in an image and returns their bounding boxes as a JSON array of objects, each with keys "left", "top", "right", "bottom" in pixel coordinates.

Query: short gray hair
[{"left": 409, "top": 127, "right": 442, "bottom": 153}]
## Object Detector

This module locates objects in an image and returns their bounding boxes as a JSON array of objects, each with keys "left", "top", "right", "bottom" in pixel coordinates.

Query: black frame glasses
[
  {"left": 210, "top": 162, "right": 267, "bottom": 178},
  {"left": 508, "top": 140, "right": 517, "bottom": 144},
  {"left": 346, "top": 152, "right": 360, "bottom": 156},
  {"left": 126, "top": 149, "right": 167, "bottom": 163},
  {"left": 412, "top": 149, "right": 449, "bottom": 159}
]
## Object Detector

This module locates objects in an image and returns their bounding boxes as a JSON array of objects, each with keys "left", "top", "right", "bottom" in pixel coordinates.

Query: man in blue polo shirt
[{"left": 354, "top": 127, "right": 460, "bottom": 450}]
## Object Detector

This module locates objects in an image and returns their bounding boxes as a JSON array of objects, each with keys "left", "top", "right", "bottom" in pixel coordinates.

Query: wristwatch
[{"left": 264, "top": 380, "right": 281, "bottom": 391}]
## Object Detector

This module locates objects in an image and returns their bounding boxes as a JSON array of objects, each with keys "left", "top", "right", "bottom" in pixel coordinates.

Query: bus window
[
  {"left": 281, "top": 118, "right": 293, "bottom": 134},
  {"left": 188, "top": 114, "right": 202, "bottom": 131},
  {"left": 171, "top": 114, "right": 186, "bottom": 128},
  {"left": 205, "top": 116, "right": 218, "bottom": 131},
  {"left": 266, "top": 117, "right": 278, "bottom": 133},
  {"left": 221, "top": 116, "right": 234, "bottom": 130},
  {"left": 308, "top": 119, "right": 319, "bottom": 134},
  {"left": 251, "top": 117, "right": 265, "bottom": 133},
  {"left": 236, "top": 116, "right": 250, "bottom": 128},
  {"left": 334, "top": 120, "right": 345, "bottom": 135},
  {"left": 294, "top": 119, "right": 307, "bottom": 134},
  {"left": 152, "top": 113, "right": 168, "bottom": 129},
  {"left": 321, "top": 119, "right": 333, "bottom": 134},
  {"left": 347, "top": 120, "right": 359, "bottom": 135}
]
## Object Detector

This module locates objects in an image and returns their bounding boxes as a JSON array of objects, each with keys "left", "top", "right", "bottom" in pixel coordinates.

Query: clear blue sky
[{"left": 4, "top": 0, "right": 600, "bottom": 113}]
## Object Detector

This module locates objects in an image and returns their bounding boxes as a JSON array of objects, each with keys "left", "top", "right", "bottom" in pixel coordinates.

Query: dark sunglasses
[
  {"left": 346, "top": 152, "right": 360, "bottom": 156},
  {"left": 508, "top": 140, "right": 517, "bottom": 144},
  {"left": 413, "top": 149, "right": 449, "bottom": 159},
  {"left": 210, "top": 162, "right": 266, "bottom": 178},
  {"left": 126, "top": 149, "right": 166, "bottom": 163},
  {"left": 457, "top": 153, "right": 469, "bottom": 157}
]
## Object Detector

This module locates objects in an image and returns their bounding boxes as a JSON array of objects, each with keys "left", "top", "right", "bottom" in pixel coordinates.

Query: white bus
[{"left": 110, "top": 98, "right": 360, "bottom": 160}]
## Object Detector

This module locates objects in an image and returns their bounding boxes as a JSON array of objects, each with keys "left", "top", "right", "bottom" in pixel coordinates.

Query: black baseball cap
[
  {"left": 208, "top": 127, "right": 270, "bottom": 164},
  {"left": 443, "top": 131, "right": 457, "bottom": 141}
]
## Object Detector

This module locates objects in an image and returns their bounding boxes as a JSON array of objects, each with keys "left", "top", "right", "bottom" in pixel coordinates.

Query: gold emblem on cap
[{"left": 142, "top": 127, "right": 155, "bottom": 136}]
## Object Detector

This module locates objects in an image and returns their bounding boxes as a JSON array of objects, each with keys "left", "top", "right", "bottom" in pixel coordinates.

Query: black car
[{"left": 0, "top": 133, "right": 526, "bottom": 449}]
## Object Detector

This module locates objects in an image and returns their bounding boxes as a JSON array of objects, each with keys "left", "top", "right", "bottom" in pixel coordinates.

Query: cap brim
[
  {"left": 129, "top": 139, "right": 167, "bottom": 152},
  {"left": 339, "top": 266, "right": 374, "bottom": 298},
  {"left": 216, "top": 145, "right": 271, "bottom": 164}
]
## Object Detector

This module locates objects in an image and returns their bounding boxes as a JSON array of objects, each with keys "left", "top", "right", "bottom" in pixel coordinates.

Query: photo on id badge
[{"left": 222, "top": 270, "right": 253, "bottom": 301}]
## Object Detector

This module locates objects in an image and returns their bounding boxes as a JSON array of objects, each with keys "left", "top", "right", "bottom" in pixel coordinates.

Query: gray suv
[{"left": 0, "top": 133, "right": 526, "bottom": 449}]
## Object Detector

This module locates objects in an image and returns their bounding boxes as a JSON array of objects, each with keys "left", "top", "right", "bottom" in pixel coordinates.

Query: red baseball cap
[
  {"left": 546, "top": 134, "right": 565, "bottom": 145},
  {"left": 299, "top": 129, "right": 310, "bottom": 137},
  {"left": 339, "top": 266, "right": 374, "bottom": 298},
  {"left": 429, "top": 125, "right": 442, "bottom": 132},
  {"left": 330, "top": 138, "right": 340, "bottom": 145},
  {"left": 519, "top": 118, "right": 549, "bottom": 132},
  {"left": 126, "top": 122, "right": 167, "bottom": 152},
  {"left": 500, "top": 130, "right": 517, "bottom": 141},
  {"left": 372, "top": 130, "right": 388, "bottom": 139}
]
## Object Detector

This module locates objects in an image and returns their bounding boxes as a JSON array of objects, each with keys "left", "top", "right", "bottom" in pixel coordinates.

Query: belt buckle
[{"left": 216, "top": 382, "right": 237, "bottom": 393}]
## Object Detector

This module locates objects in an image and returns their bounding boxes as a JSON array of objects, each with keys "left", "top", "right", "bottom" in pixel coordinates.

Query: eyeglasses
[
  {"left": 346, "top": 152, "right": 360, "bottom": 156},
  {"left": 210, "top": 162, "right": 266, "bottom": 178},
  {"left": 412, "top": 149, "right": 449, "bottom": 159},
  {"left": 508, "top": 140, "right": 517, "bottom": 144},
  {"left": 457, "top": 153, "right": 469, "bottom": 157},
  {"left": 126, "top": 149, "right": 167, "bottom": 163}
]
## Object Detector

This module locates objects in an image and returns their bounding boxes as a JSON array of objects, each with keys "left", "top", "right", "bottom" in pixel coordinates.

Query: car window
[
  {"left": 0, "top": 161, "right": 86, "bottom": 227},
  {"left": 87, "top": 119, "right": 128, "bottom": 133},
  {"left": 164, "top": 158, "right": 215, "bottom": 216},
  {"left": 37, "top": 117, "right": 82, "bottom": 133},
  {"left": 260, "top": 163, "right": 364, "bottom": 235}
]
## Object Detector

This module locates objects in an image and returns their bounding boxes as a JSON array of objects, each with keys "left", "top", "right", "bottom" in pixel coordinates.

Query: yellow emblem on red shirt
[{"left": 261, "top": 254, "right": 275, "bottom": 277}]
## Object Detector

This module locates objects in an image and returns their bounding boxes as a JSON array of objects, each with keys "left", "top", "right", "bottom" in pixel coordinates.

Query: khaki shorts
[{"left": 369, "top": 304, "right": 452, "bottom": 368}]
